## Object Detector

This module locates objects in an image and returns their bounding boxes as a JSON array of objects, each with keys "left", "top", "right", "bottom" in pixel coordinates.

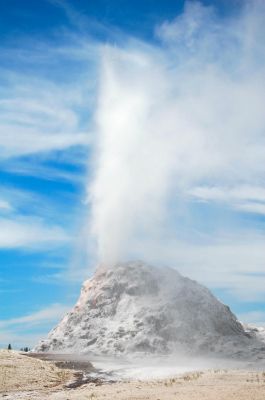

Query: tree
[{"left": 7, "top": 344, "right": 12, "bottom": 350}]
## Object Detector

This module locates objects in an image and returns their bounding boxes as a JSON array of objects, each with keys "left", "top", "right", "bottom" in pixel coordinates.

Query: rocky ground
[{"left": 1, "top": 350, "right": 265, "bottom": 400}]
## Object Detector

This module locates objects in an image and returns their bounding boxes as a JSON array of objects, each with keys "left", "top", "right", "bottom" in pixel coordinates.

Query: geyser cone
[{"left": 35, "top": 261, "right": 261, "bottom": 358}]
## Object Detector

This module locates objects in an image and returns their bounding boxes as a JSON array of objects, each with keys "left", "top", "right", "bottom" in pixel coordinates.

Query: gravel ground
[{"left": 1, "top": 350, "right": 265, "bottom": 400}]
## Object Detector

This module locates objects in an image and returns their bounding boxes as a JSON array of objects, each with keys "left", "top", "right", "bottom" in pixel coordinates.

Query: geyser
[
  {"left": 87, "top": 1, "right": 265, "bottom": 287},
  {"left": 35, "top": 261, "right": 263, "bottom": 359}
]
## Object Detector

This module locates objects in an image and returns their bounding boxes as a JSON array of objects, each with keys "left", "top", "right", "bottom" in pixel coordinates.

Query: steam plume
[{"left": 88, "top": 1, "right": 265, "bottom": 266}]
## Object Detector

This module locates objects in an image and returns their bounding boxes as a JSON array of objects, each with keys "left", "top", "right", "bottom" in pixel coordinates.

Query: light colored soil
[
  {"left": 1, "top": 350, "right": 265, "bottom": 399},
  {"left": 48, "top": 370, "right": 265, "bottom": 400},
  {"left": 0, "top": 350, "right": 73, "bottom": 396}
]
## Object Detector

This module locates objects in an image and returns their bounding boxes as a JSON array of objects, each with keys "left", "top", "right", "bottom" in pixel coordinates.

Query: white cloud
[
  {"left": 189, "top": 185, "right": 265, "bottom": 203},
  {"left": 0, "top": 187, "right": 47, "bottom": 216},
  {"left": 0, "top": 303, "right": 70, "bottom": 329},
  {"left": 0, "top": 32, "right": 97, "bottom": 160},
  {"left": 0, "top": 303, "right": 70, "bottom": 348},
  {"left": 1, "top": 157, "right": 86, "bottom": 182},
  {"left": 0, "top": 79, "right": 91, "bottom": 158},
  {"left": 157, "top": 1, "right": 218, "bottom": 47},
  {"left": 0, "top": 127, "right": 89, "bottom": 158},
  {"left": 189, "top": 185, "right": 265, "bottom": 215},
  {"left": 236, "top": 202, "right": 265, "bottom": 215},
  {"left": 0, "top": 199, "right": 12, "bottom": 211},
  {"left": 0, "top": 217, "right": 70, "bottom": 249}
]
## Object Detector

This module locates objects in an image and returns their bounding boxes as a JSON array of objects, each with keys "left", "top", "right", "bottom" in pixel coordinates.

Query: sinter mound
[{"left": 35, "top": 261, "right": 264, "bottom": 358}]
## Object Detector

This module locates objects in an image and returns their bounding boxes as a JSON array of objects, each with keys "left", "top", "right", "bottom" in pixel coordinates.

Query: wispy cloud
[
  {"left": 0, "top": 186, "right": 80, "bottom": 251},
  {"left": 0, "top": 76, "right": 91, "bottom": 159},
  {"left": 189, "top": 185, "right": 265, "bottom": 215},
  {"left": 47, "top": 0, "right": 120, "bottom": 39},
  {"left": 0, "top": 199, "right": 12, "bottom": 211},
  {"left": 0, "top": 16, "right": 99, "bottom": 164},
  {"left": 0, "top": 217, "right": 70, "bottom": 249},
  {"left": 189, "top": 185, "right": 265, "bottom": 203},
  {"left": 0, "top": 303, "right": 70, "bottom": 348},
  {"left": 237, "top": 202, "right": 265, "bottom": 216},
  {"left": 0, "top": 32, "right": 94, "bottom": 254},
  {"left": 0, "top": 187, "right": 50, "bottom": 215},
  {"left": 0, "top": 303, "right": 69, "bottom": 329},
  {"left": 47, "top": 0, "right": 89, "bottom": 31}
]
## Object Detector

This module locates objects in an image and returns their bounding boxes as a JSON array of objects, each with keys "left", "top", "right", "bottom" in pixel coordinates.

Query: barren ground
[{"left": 1, "top": 350, "right": 265, "bottom": 400}]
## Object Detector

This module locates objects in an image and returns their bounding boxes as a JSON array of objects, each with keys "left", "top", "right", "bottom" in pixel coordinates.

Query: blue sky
[{"left": 0, "top": 0, "right": 265, "bottom": 349}]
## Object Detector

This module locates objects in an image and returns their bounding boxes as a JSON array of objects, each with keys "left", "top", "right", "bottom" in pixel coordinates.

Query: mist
[{"left": 88, "top": 1, "right": 265, "bottom": 268}]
